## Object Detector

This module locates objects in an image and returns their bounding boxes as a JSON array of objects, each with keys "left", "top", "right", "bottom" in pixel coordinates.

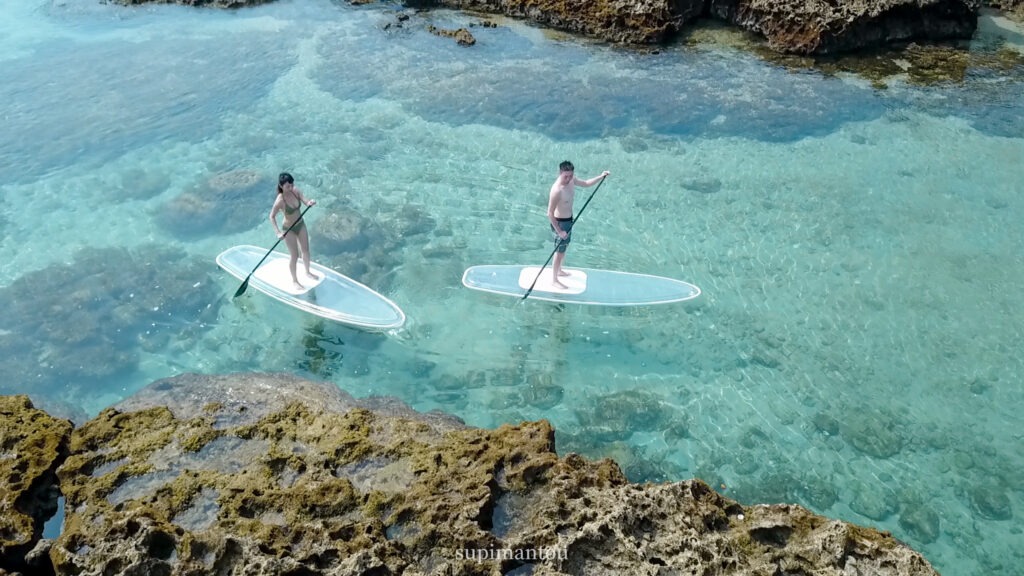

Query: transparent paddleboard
[
  {"left": 217, "top": 245, "right": 405, "bottom": 330},
  {"left": 462, "top": 265, "right": 701, "bottom": 306}
]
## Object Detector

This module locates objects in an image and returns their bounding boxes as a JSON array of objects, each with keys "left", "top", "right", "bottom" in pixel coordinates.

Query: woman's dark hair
[{"left": 277, "top": 172, "right": 294, "bottom": 194}]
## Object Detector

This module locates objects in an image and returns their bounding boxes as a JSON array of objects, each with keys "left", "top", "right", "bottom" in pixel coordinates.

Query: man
[{"left": 547, "top": 160, "right": 610, "bottom": 289}]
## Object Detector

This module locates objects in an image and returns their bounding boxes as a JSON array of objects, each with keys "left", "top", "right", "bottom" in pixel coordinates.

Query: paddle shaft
[
  {"left": 233, "top": 204, "right": 312, "bottom": 298},
  {"left": 521, "top": 175, "right": 607, "bottom": 300}
]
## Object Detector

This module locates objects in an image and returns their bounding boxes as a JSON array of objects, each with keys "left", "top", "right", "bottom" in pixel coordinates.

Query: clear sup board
[
  {"left": 462, "top": 265, "right": 700, "bottom": 306},
  {"left": 217, "top": 245, "right": 406, "bottom": 330}
]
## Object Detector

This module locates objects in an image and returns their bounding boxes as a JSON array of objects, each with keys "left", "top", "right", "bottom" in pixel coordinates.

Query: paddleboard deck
[
  {"left": 463, "top": 265, "right": 700, "bottom": 306},
  {"left": 252, "top": 258, "right": 324, "bottom": 295},
  {"left": 517, "top": 266, "right": 587, "bottom": 295},
  {"left": 217, "top": 245, "right": 406, "bottom": 330}
]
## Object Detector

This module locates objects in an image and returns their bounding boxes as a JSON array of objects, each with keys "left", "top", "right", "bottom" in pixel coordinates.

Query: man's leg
[{"left": 552, "top": 251, "right": 568, "bottom": 289}]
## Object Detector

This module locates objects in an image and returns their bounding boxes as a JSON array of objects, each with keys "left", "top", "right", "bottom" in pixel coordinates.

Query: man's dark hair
[{"left": 559, "top": 161, "right": 574, "bottom": 172}]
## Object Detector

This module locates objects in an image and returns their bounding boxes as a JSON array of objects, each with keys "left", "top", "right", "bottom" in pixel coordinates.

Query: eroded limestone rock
[
  {"left": 426, "top": 0, "right": 704, "bottom": 44},
  {"left": 0, "top": 396, "right": 72, "bottom": 575},
  {"left": 107, "top": 0, "right": 994, "bottom": 54},
  {"left": 709, "top": 0, "right": 979, "bottom": 54},
  {"left": 44, "top": 373, "right": 939, "bottom": 575}
]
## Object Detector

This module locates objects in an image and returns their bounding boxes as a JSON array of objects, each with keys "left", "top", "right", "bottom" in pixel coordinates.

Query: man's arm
[{"left": 575, "top": 170, "right": 610, "bottom": 187}]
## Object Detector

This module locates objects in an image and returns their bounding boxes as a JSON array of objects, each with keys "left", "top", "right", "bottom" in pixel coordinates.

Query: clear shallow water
[{"left": 1, "top": 0, "right": 1023, "bottom": 573}]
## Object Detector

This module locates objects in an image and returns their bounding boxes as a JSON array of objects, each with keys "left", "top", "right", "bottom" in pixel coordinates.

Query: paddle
[
  {"left": 521, "top": 175, "right": 607, "bottom": 300},
  {"left": 233, "top": 204, "right": 312, "bottom": 298}
]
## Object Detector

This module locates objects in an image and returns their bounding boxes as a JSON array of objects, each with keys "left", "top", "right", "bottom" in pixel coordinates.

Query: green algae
[
  {"left": 47, "top": 390, "right": 935, "bottom": 574},
  {"left": 0, "top": 395, "right": 72, "bottom": 559},
  {"left": 759, "top": 41, "right": 1024, "bottom": 87}
]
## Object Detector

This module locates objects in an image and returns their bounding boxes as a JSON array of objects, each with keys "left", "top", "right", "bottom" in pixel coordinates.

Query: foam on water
[{"left": 1, "top": 0, "right": 1023, "bottom": 573}]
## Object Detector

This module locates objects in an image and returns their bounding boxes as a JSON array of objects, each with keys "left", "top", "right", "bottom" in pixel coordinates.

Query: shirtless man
[{"left": 547, "top": 161, "right": 610, "bottom": 289}]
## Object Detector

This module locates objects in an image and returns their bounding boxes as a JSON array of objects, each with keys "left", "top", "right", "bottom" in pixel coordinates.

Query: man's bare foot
[
  {"left": 292, "top": 280, "right": 305, "bottom": 291},
  {"left": 552, "top": 280, "right": 569, "bottom": 290},
  {"left": 306, "top": 271, "right": 320, "bottom": 280},
  {"left": 558, "top": 270, "right": 571, "bottom": 277}
]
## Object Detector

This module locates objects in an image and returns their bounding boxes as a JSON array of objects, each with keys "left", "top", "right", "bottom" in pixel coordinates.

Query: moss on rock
[
  {"left": 43, "top": 373, "right": 939, "bottom": 575},
  {"left": 0, "top": 395, "right": 72, "bottom": 573}
]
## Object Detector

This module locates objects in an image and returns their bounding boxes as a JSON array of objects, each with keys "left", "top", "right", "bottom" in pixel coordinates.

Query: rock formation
[
  {"left": 987, "top": 0, "right": 1024, "bottom": 17},
  {"left": 422, "top": 0, "right": 705, "bottom": 44},
  {"left": 0, "top": 396, "right": 72, "bottom": 575},
  {"left": 708, "top": 0, "right": 980, "bottom": 54},
  {"left": 0, "top": 373, "right": 941, "bottom": 575},
  {"left": 105, "top": 0, "right": 992, "bottom": 54}
]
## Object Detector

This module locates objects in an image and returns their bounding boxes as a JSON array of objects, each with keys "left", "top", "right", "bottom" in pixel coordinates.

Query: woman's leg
[
  {"left": 284, "top": 233, "right": 303, "bottom": 289},
  {"left": 298, "top": 227, "right": 318, "bottom": 279}
]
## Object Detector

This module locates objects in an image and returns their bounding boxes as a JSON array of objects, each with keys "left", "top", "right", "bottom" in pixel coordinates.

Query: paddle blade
[{"left": 233, "top": 278, "right": 250, "bottom": 298}]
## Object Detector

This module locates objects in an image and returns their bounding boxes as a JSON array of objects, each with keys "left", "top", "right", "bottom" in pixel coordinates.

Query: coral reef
[
  {"left": 156, "top": 170, "right": 273, "bottom": 239},
  {"left": 316, "top": 211, "right": 379, "bottom": 256},
  {"left": 0, "top": 245, "right": 222, "bottom": 396}
]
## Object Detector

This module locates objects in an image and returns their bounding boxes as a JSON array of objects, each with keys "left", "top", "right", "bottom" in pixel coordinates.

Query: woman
[{"left": 269, "top": 172, "right": 318, "bottom": 290}]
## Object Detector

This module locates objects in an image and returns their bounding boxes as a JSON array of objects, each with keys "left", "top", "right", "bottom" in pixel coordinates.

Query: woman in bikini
[{"left": 269, "top": 172, "right": 318, "bottom": 290}]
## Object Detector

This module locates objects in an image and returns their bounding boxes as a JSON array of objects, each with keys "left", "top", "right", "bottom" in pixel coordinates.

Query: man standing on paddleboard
[{"left": 547, "top": 161, "right": 610, "bottom": 289}]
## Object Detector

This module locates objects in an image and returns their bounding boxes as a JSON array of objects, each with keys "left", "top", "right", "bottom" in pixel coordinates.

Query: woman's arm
[
  {"left": 294, "top": 187, "right": 316, "bottom": 207},
  {"left": 269, "top": 196, "right": 284, "bottom": 236}
]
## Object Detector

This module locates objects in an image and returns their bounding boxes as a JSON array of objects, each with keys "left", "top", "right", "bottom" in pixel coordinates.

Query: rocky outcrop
[
  {"left": 987, "top": 0, "right": 1024, "bottom": 17},
  {"left": 106, "top": 0, "right": 988, "bottom": 54},
  {"left": 420, "top": 0, "right": 705, "bottom": 44},
  {"left": 0, "top": 396, "right": 72, "bottom": 575},
  {"left": 421, "top": 0, "right": 981, "bottom": 52},
  {"left": 110, "top": 0, "right": 273, "bottom": 7},
  {"left": 709, "top": 0, "right": 980, "bottom": 54},
  {"left": 11, "top": 373, "right": 938, "bottom": 575},
  {"left": 428, "top": 25, "right": 478, "bottom": 46}
]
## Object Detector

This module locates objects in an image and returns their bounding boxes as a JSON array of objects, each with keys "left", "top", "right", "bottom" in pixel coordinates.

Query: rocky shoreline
[
  {"left": 1, "top": 374, "right": 940, "bottom": 575},
  {"left": 108, "top": 0, "right": 1024, "bottom": 54}
]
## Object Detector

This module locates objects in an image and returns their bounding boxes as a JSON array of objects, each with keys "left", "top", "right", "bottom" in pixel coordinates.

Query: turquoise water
[{"left": 2, "top": 0, "right": 1023, "bottom": 572}]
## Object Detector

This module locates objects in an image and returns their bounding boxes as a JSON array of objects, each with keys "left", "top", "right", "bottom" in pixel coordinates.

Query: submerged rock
[
  {"left": 21, "top": 373, "right": 941, "bottom": 575},
  {"left": 898, "top": 501, "right": 942, "bottom": 544},
  {"left": 0, "top": 246, "right": 221, "bottom": 396},
  {"left": 427, "top": 25, "right": 477, "bottom": 46},
  {"left": 156, "top": 170, "right": 272, "bottom": 239},
  {"left": 316, "top": 211, "right": 377, "bottom": 256},
  {"left": 968, "top": 482, "right": 1014, "bottom": 520},
  {"left": 0, "top": 396, "right": 72, "bottom": 575}
]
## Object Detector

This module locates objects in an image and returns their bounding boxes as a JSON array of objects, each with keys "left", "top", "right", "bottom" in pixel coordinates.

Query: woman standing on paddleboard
[{"left": 269, "top": 172, "right": 317, "bottom": 291}]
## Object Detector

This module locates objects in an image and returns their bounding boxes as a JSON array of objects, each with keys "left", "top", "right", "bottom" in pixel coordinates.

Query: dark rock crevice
[{"left": 0, "top": 396, "right": 73, "bottom": 576}]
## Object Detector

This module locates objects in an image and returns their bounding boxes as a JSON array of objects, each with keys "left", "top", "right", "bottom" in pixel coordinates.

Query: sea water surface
[{"left": 1, "top": 0, "right": 1023, "bottom": 573}]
